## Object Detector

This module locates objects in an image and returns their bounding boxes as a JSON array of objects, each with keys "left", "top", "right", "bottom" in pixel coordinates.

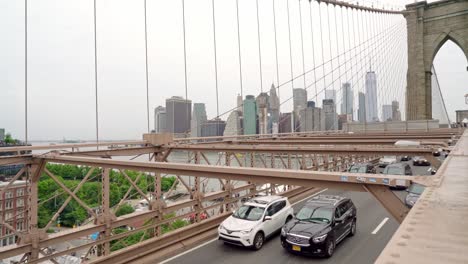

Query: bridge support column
[{"left": 364, "top": 184, "right": 409, "bottom": 223}]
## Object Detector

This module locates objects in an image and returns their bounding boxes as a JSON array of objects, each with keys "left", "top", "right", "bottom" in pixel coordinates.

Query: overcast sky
[{"left": 0, "top": 0, "right": 466, "bottom": 141}]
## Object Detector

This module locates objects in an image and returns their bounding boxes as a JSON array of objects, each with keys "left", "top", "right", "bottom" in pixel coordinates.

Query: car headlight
[
  {"left": 312, "top": 233, "right": 328, "bottom": 243},
  {"left": 219, "top": 224, "right": 225, "bottom": 231},
  {"left": 240, "top": 228, "right": 253, "bottom": 235},
  {"left": 281, "top": 227, "right": 286, "bottom": 236}
]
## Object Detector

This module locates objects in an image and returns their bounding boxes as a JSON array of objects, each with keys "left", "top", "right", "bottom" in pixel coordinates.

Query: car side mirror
[
  {"left": 335, "top": 217, "right": 343, "bottom": 224},
  {"left": 264, "top": 216, "right": 272, "bottom": 222}
]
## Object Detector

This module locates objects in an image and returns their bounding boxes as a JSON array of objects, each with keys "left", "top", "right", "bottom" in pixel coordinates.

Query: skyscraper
[
  {"left": 237, "top": 94, "right": 243, "bottom": 114},
  {"left": 358, "top": 92, "right": 366, "bottom": 122},
  {"left": 166, "top": 96, "right": 192, "bottom": 134},
  {"left": 392, "top": 100, "right": 402, "bottom": 121},
  {"left": 299, "top": 102, "right": 324, "bottom": 132},
  {"left": 269, "top": 84, "right": 280, "bottom": 134},
  {"left": 382, "top": 104, "right": 393, "bottom": 121},
  {"left": 365, "top": 71, "right": 378, "bottom": 122},
  {"left": 190, "top": 103, "right": 207, "bottom": 137},
  {"left": 323, "top": 99, "right": 338, "bottom": 130},
  {"left": 256, "top": 92, "right": 269, "bottom": 135},
  {"left": 293, "top": 88, "right": 307, "bottom": 131},
  {"left": 279, "top": 113, "right": 293, "bottom": 133},
  {"left": 243, "top": 95, "right": 257, "bottom": 135},
  {"left": 341, "top": 82, "right": 353, "bottom": 119},
  {"left": 154, "top": 106, "right": 167, "bottom": 133},
  {"left": 223, "top": 111, "right": 242, "bottom": 136},
  {"left": 201, "top": 118, "right": 226, "bottom": 137},
  {"left": 325, "top": 89, "right": 336, "bottom": 103}
]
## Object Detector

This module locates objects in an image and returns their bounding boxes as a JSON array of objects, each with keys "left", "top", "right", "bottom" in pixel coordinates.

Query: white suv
[{"left": 218, "top": 195, "right": 294, "bottom": 250}]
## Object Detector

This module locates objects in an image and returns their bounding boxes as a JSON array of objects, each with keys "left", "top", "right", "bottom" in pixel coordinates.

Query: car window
[
  {"left": 233, "top": 205, "right": 265, "bottom": 221},
  {"left": 338, "top": 202, "right": 348, "bottom": 216},
  {"left": 334, "top": 207, "right": 341, "bottom": 219},
  {"left": 276, "top": 200, "right": 286, "bottom": 212},
  {"left": 266, "top": 200, "right": 286, "bottom": 216}
]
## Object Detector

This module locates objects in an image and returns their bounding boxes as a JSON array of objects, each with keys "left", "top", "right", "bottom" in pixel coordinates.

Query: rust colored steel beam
[
  {"left": 64, "top": 146, "right": 160, "bottom": 157},
  {"left": 168, "top": 144, "right": 434, "bottom": 156},
  {"left": 40, "top": 155, "right": 413, "bottom": 192},
  {"left": 201, "top": 139, "right": 449, "bottom": 146},
  {"left": 0, "top": 155, "right": 32, "bottom": 166},
  {"left": 0, "top": 140, "right": 148, "bottom": 153}
]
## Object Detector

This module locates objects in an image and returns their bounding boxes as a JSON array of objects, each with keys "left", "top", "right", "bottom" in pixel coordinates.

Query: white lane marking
[
  {"left": 159, "top": 238, "right": 218, "bottom": 264},
  {"left": 371, "top": 217, "right": 389, "bottom": 235},
  {"left": 160, "top": 188, "right": 329, "bottom": 263}
]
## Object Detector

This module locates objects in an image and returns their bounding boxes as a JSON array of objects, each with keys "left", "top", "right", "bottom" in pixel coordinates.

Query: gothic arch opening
[{"left": 432, "top": 39, "right": 468, "bottom": 125}]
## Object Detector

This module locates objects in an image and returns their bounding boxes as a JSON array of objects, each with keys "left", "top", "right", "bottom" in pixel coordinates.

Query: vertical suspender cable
[
  {"left": 272, "top": 0, "right": 280, "bottom": 94},
  {"left": 286, "top": 0, "right": 294, "bottom": 132},
  {"left": 24, "top": 0, "right": 28, "bottom": 144},
  {"left": 93, "top": 0, "right": 99, "bottom": 147},
  {"left": 255, "top": 0, "right": 263, "bottom": 92},
  {"left": 318, "top": 2, "right": 326, "bottom": 107},
  {"left": 298, "top": 0, "right": 306, "bottom": 90},
  {"left": 334, "top": 6, "right": 343, "bottom": 119},
  {"left": 143, "top": 0, "right": 150, "bottom": 133},
  {"left": 308, "top": 2, "right": 318, "bottom": 102},
  {"left": 211, "top": 0, "right": 220, "bottom": 134},
  {"left": 235, "top": 0, "right": 243, "bottom": 101},
  {"left": 181, "top": 0, "right": 188, "bottom": 135},
  {"left": 326, "top": 4, "right": 335, "bottom": 129}
]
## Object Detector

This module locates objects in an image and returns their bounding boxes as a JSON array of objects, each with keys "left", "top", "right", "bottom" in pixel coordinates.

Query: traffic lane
[{"left": 165, "top": 189, "right": 398, "bottom": 264}]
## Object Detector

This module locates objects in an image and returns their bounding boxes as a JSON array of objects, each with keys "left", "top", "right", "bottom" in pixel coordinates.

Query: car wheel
[
  {"left": 324, "top": 238, "right": 335, "bottom": 258},
  {"left": 253, "top": 232, "right": 264, "bottom": 250},
  {"left": 348, "top": 219, "right": 356, "bottom": 237},
  {"left": 285, "top": 215, "right": 292, "bottom": 224}
]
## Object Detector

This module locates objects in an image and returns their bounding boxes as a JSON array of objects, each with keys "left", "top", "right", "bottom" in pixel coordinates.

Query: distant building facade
[
  {"left": 269, "top": 84, "right": 280, "bottom": 134},
  {"left": 256, "top": 93, "right": 269, "bottom": 135},
  {"left": 293, "top": 88, "right": 307, "bottom": 132},
  {"left": 279, "top": 113, "right": 293, "bottom": 133},
  {"left": 358, "top": 92, "right": 366, "bottom": 122},
  {"left": 323, "top": 99, "right": 338, "bottom": 130},
  {"left": 365, "top": 71, "right": 378, "bottom": 122},
  {"left": 190, "top": 103, "right": 207, "bottom": 137},
  {"left": 201, "top": 119, "right": 226, "bottom": 137},
  {"left": 325, "top": 90, "right": 336, "bottom": 103},
  {"left": 382, "top": 104, "right": 393, "bottom": 121},
  {"left": 154, "top": 106, "right": 167, "bottom": 133},
  {"left": 0, "top": 129, "right": 4, "bottom": 141},
  {"left": 166, "top": 96, "right": 192, "bottom": 134},
  {"left": 392, "top": 100, "right": 402, "bottom": 121},
  {"left": 243, "top": 95, "right": 257, "bottom": 135},
  {"left": 299, "top": 103, "right": 324, "bottom": 132},
  {"left": 341, "top": 82, "right": 353, "bottom": 119},
  {"left": 223, "top": 111, "right": 242, "bottom": 136},
  {"left": 0, "top": 180, "right": 27, "bottom": 247}
]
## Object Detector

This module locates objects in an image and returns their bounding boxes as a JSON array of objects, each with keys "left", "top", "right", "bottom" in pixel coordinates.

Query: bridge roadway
[
  {"left": 163, "top": 189, "right": 404, "bottom": 264},
  {"left": 162, "top": 163, "right": 432, "bottom": 264}
]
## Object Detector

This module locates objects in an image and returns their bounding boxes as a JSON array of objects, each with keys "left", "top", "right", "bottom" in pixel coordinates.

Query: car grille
[{"left": 286, "top": 234, "right": 310, "bottom": 245}]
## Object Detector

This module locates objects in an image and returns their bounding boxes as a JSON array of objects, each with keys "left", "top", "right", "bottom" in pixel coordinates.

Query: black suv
[{"left": 280, "top": 195, "right": 356, "bottom": 258}]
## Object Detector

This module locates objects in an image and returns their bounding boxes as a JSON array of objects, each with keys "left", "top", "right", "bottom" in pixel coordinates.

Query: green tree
[
  {"left": 4, "top": 133, "right": 16, "bottom": 144},
  {"left": 115, "top": 203, "right": 135, "bottom": 217}
]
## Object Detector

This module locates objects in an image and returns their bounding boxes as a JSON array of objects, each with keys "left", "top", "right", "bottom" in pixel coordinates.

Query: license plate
[{"left": 292, "top": 245, "right": 301, "bottom": 252}]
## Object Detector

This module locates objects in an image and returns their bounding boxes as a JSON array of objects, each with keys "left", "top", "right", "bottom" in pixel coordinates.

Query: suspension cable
[
  {"left": 298, "top": 0, "right": 306, "bottom": 90},
  {"left": 272, "top": 0, "right": 280, "bottom": 94},
  {"left": 318, "top": 2, "right": 326, "bottom": 105},
  {"left": 308, "top": 1, "right": 317, "bottom": 102},
  {"left": 286, "top": 0, "right": 294, "bottom": 131},
  {"left": 255, "top": 0, "right": 263, "bottom": 92},
  {"left": 143, "top": 0, "right": 150, "bottom": 133},
  {"left": 211, "top": 0, "right": 220, "bottom": 134},
  {"left": 93, "top": 0, "right": 99, "bottom": 147},
  {"left": 24, "top": 0, "right": 28, "bottom": 144},
  {"left": 235, "top": 0, "right": 243, "bottom": 102},
  {"left": 181, "top": 0, "right": 188, "bottom": 135}
]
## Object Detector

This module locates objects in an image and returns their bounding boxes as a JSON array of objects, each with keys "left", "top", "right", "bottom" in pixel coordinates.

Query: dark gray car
[{"left": 405, "top": 183, "right": 425, "bottom": 208}]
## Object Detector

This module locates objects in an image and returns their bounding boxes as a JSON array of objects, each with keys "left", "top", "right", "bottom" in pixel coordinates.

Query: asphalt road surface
[{"left": 163, "top": 160, "right": 435, "bottom": 264}]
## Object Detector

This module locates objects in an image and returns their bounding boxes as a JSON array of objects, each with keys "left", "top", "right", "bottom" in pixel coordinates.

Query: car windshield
[
  {"left": 408, "top": 184, "right": 425, "bottom": 195},
  {"left": 384, "top": 166, "right": 403, "bottom": 175},
  {"left": 295, "top": 206, "right": 333, "bottom": 224},
  {"left": 349, "top": 165, "right": 367, "bottom": 173},
  {"left": 232, "top": 205, "right": 265, "bottom": 221}
]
